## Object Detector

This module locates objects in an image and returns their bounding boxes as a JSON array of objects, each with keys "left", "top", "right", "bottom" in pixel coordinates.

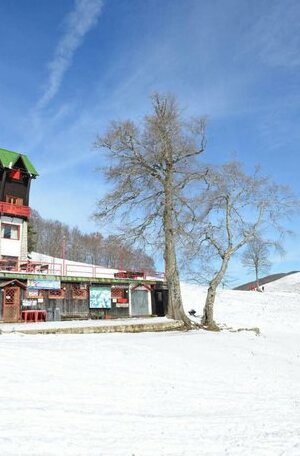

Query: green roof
[{"left": 0, "top": 147, "right": 39, "bottom": 176}]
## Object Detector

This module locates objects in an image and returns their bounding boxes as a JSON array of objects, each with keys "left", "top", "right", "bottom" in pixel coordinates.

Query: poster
[{"left": 89, "top": 287, "right": 111, "bottom": 309}]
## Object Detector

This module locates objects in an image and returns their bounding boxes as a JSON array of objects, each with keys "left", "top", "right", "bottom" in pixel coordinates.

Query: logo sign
[{"left": 27, "top": 279, "right": 61, "bottom": 290}]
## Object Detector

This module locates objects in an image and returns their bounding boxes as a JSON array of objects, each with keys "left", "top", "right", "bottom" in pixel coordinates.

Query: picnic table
[{"left": 21, "top": 310, "right": 47, "bottom": 322}]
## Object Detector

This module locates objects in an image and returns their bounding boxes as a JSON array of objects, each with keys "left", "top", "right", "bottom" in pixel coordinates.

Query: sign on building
[
  {"left": 27, "top": 279, "right": 61, "bottom": 290},
  {"left": 89, "top": 287, "right": 111, "bottom": 309}
]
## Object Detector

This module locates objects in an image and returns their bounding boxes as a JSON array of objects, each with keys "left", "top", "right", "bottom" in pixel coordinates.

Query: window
[
  {"left": 25, "top": 289, "right": 44, "bottom": 299},
  {"left": 6, "top": 195, "right": 23, "bottom": 206},
  {"left": 9, "top": 169, "right": 21, "bottom": 180},
  {"left": 111, "top": 286, "right": 129, "bottom": 303},
  {"left": 48, "top": 289, "right": 65, "bottom": 299},
  {"left": 1, "top": 224, "right": 20, "bottom": 240},
  {"left": 72, "top": 286, "right": 88, "bottom": 300}
]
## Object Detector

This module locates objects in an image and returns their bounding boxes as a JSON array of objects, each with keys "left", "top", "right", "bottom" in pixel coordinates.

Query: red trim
[
  {"left": 132, "top": 284, "right": 152, "bottom": 291},
  {"left": 0, "top": 202, "right": 30, "bottom": 217}
]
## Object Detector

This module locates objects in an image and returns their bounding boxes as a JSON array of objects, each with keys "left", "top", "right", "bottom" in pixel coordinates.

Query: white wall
[{"left": 0, "top": 216, "right": 24, "bottom": 259}]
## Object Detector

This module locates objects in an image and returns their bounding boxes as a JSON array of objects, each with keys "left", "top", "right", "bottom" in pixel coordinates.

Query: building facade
[
  {"left": 0, "top": 147, "right": 38, "bottom": 267},
  {"left": 0, "top": 148, "right": 167, "bottom": 323}
]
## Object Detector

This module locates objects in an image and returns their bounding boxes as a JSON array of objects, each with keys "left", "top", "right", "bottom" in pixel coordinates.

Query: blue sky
[{"left": 1, "top": 0, "right": 300, "bottom": 283}]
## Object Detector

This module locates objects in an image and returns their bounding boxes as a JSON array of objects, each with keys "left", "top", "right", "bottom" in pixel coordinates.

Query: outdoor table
[
  {"left": 20, "top": 262, "right": 49, "bottom": 273},
  {"left": 21, "top": 310, "right": 47, "bottom": 322}
]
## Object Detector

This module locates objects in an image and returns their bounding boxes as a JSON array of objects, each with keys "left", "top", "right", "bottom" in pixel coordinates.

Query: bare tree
[
  {"left": 93, "top": 93, "right": 207, "bottom": 327},
  {"left": 241, "top": 238, "right": 285, "bottom": 290},
  {"left": 101, "top": 235, "right": 155, "bottom": 271},
  {"left": 29, "top": 210, "right": 155, "bottom": 270},
  {"left": 186, "top": 162, "right": 298, "bottom": 330}
]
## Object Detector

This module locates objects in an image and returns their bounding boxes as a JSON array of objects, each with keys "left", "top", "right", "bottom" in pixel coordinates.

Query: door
[
  {"left": 154, "top": 289, "right": 168, "bottom": 316},
  {"left": 3, "top": 286, "right": 20, "bottom": 322},
  {"left": 131, "top": 290, "right": 149, "bottom": 316}
]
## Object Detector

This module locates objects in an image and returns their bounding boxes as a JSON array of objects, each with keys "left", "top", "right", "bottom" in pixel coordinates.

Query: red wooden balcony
[{"left": 0, "top": 202, "right": 31, "bottom": 218}]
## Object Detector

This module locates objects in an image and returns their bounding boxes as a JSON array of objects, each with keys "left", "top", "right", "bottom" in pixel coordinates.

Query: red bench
[{"left": 21, "top": 310, "right": 47, "bottom": 322}]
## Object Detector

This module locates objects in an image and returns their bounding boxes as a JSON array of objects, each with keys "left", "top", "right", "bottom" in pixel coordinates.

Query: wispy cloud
[
  {"left": 36, "top": 0, "right": 103, "bottom": 110},
  {"left": 244, "top": 0, "right": 300, "bottom": 68}
]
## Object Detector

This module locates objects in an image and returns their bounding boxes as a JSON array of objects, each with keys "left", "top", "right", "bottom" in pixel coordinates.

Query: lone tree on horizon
[
  {"left": 93, "top": 93, "right": 207, "bottom": 327},
  {"left": 241, "top": 238, "right": 285, "bottom": 290}
]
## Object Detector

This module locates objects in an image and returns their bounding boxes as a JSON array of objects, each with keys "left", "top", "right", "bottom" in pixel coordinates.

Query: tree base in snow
[
  {"left": 200, "top": 323, "right": 221, "bottom": 332},
  {"left": 166, "top": 313, "right": 196, "bottom": 330}
]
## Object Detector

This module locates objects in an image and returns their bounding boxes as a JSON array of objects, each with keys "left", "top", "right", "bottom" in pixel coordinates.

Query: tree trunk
[
  {"left": 163, "top": 173, "right": 191, "bottom": 328},
  {"left": 201, "top": 255, "right": 230, "bottom": 330},
  {"left": 201, "top": 283, "right": 218, "bottom": 329},
  {"left": 165, "top": 247, "right": 191, "bottom": 327},
  {"left": 255, "top": 265, "right": 260, "bottom": 290}
]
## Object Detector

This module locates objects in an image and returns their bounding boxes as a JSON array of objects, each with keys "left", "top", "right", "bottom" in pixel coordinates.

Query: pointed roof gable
[
  {"left": 0, "top": 279, "right": 26, "bottom": 289},
  {"left": 0, "top": 147, "right": 38, "bottom": 177}
]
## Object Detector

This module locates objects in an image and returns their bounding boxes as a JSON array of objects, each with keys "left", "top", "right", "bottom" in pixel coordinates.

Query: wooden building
[
  {"left": 0, "top": 147, "right": 38, "bottom": 266},
  {"left": 0, "top": 148, "right": 167, "bottom": 323},
  {"left": 0, "top": 272, "right": 168, "bottom": 323}
]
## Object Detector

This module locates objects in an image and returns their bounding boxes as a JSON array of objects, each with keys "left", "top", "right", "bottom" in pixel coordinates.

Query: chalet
[
  {"left": 0, "top": 147, "right": 38, "bottom": 264},
  {"left": 0, "top": 148, "right": 167, "bottom": 323}
]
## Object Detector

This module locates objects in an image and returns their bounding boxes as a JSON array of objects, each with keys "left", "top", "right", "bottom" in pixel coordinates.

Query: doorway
[
  {"left": 0, "top": 280, "right": 25, "bottom": 323},
  {"left": 3, "top": 286, "right": 21, "bottom": 322},
  {"left": 153, "top": 289, "right": 168, "bottom": 316},
  {"left": 131, "top": 289, "right": 150, "bottom": 316}
]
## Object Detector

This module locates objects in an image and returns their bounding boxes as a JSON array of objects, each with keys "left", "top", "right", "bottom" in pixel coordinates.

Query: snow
[
  {"left": 262, "top": 271, "right": 300, "bottom": 293},
  {"left": 1, "top": 282, "right": 300, "bottom": 455}
]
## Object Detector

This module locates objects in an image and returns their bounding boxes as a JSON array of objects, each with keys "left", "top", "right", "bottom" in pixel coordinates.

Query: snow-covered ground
[{"left": 0, "top": 282, "right": 300, "bottom": 455}]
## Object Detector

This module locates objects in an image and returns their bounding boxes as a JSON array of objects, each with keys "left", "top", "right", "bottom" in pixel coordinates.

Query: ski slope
[
  {"left": 0, "top": 282, "right": 299, "bottom": 455},
  {"left": 262, "top": 271, "right": 300, "bottom": 293}
]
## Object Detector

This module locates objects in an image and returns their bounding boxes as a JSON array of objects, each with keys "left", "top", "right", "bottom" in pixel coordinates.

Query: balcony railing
[
  {"left": 0, "top": 258, "right": 165, "bottom": 281},
  {"left": 0, "top": 259, "right": 62, "bottom": 275},
  {"left": 0, "top": 202, "right": 31, "bottom": 218}
]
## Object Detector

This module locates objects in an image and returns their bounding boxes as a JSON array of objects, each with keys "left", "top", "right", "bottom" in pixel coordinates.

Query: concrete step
[{"left": 3, "top": 319, "right": 185, "bottom": 335}]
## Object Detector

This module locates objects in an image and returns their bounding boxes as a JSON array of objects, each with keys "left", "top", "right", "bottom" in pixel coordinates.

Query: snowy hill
[
  {"left": 261, "top": 271, "right": 300, "bottom": 293},
  {"left": 181, "top": 282, "right": 300, "bottom": 333},
  {"left": 0, "top": 283, "right": 300, "bottom": 455},
  {"left": 234, "top": 271, "right": 299, "bottom": 290}
]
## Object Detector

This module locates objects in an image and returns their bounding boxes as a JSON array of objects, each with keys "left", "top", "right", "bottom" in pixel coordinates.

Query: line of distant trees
[{"left": 28, "top": 209, "right": 155, "bottom": 272}]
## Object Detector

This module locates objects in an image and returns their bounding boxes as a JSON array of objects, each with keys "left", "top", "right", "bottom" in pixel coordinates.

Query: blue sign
[
  {"left": 27, "top": 279, "right": 61, "bottom": 290},
  {"left": 90, "top": 287, "right": 111, "bottom": 309}
]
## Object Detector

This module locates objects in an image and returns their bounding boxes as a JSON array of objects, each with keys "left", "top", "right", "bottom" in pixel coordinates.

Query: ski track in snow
[{"left": 0, "top": 283, "right": 300, "bottom": 455}]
